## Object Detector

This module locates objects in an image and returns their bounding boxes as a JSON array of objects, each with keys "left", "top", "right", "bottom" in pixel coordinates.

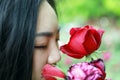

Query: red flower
[
  {"left": 60, "top": 25, "right": 104, "bottom": 59},
  {"left": 44, "top": 77, "right": 56, "bottom": 80},
  {"left": 41, "top": 64, "right": 65, "bottom": 80}
]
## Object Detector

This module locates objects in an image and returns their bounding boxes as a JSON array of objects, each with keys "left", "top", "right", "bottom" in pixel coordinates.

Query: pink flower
[
  {"left": 42, "top": 64, "right": 65, "bottom": 80},
  {"left": 60, "top": 25, "right": 104, "bottom": 59},
  {"left": 67, "top": 59, "right": 106, "bottom": 80}
]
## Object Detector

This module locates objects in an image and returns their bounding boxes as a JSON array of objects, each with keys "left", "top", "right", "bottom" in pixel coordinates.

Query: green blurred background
[{"left": 56, "top": 0, "right": 120, "bottom": 80}]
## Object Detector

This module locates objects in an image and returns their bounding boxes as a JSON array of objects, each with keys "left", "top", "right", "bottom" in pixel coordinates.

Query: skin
[{"left": 32, "top": 0, "right": 61, "bottom": 80}]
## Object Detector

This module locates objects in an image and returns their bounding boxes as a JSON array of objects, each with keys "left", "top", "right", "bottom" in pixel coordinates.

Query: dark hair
[{"left": 0, "top": 0, "right": 56, "bottom": 80}]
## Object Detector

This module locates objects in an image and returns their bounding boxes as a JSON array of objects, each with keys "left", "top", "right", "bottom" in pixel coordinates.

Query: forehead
[{"left": 36, "top": 0, "right": 58, "bottom": 33}]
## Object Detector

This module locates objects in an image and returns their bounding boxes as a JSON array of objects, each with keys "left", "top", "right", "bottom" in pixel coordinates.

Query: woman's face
[{"left": 32, "top": 0, "right": 61, "bottom": 80}]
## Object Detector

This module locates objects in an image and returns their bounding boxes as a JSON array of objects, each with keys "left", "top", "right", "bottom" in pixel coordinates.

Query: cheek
[{"left": 32, "top": 49, "right": 49, "bottom": 76}]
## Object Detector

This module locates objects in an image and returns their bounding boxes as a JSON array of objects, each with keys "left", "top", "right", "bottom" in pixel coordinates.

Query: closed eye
[{"left": 34, "top": 46, "right": 47, "bottom": 49}]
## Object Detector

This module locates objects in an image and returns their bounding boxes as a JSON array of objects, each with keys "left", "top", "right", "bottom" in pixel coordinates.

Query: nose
[{"left": 47, "top": 42, "right": 61, "bottom": 64}]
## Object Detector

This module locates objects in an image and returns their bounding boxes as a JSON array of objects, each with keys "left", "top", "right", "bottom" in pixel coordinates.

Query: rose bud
[
  {"left": 60, "top": 25, "right": 104, "bottom": 59},
  {"left": 67, "top": 59, "right": 106, "bottom": 80},
  {"left": 42, "top": 64, "right": 65, "bottom": 80}
]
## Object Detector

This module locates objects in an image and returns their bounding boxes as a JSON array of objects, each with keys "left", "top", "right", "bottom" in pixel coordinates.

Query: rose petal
[
  {"left": 60, "top": 45, "right": 85, "bottom": 59},
  {"left": 91, "top": 59, "right": 106, "bottom": 74},
  {"left": 70, "top": 27, "right": 81, "bottom": 36},
  {"left": 91, "top": 29, "right": 104, "bottom": 47},
  {"left": 42, "top": 64, "right": 65, "bottom": 79},
  {"left": 44, "top": 77, "right": 57, "bottom": 80},
  {"left": 83, "top": 29, "right": 98, "bottom": 54},
  {"left": 68, "top": 29, "right": 88, "bottom": 54},
  {"left": 98, "top": 29, "right": 104, "bottom": 38}
]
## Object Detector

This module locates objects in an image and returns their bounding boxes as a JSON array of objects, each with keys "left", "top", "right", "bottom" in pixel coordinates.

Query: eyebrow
[
  {"left": 36, "top": 32, "right": 53, "bottom": 37},
  {"left": 36, "top": 28, "right": 60, "bottom": 37}
]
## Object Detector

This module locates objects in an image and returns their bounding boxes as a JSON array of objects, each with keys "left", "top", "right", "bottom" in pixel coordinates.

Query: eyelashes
[
  {"left": 34, "top": 39, "right": 59, "bottom": 49},
  {"left": 34, "top": 46, "right": 47, "bottom": 49}
]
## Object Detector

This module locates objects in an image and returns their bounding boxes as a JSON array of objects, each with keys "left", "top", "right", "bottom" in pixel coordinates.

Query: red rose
[
  {"left": 60, "top": 25, "right": 104, "bottom": 59},
  {"left": 42, "top": 64, "right": 65, "bottom": 80},
  {"left": 44, "top": 77, "right": 56, "bottom": 80}
]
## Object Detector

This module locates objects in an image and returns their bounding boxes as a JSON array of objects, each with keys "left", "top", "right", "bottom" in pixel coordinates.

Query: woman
[{"left": 0, "top": 0, "right": 61, "bottom": 80}]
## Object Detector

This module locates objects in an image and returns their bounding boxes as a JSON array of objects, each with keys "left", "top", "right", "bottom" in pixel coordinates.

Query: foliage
[
  {"left": 104, "top": 0, "right": 120, "bottom": 16},
  {"left": 56, "top": 0, "right": 120, "bottom": 25}
]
